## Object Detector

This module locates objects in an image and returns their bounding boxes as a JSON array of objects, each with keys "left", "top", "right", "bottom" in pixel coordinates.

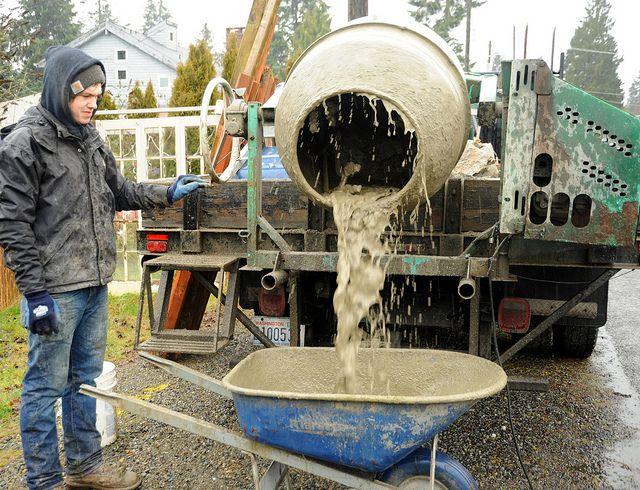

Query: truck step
[{"left": 138, "top": 331, "right": 229, "bottom": 354}]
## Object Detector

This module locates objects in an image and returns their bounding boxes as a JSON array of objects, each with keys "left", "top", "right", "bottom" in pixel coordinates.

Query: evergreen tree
[
  {"left": 95, "top": 90, "right": 118, "bottom": 120},
  {"left": 627, "top": 73, "right": 640, "bottom": 115},
  {"left": 169, "top": 39, "right": 218, "bottom": 109},
  {"left": 290, "top": 2, "right": 331, "bottom": 57},
  {"left": 143, "top": 0, "right": 157, "bottom": 32},
  {"left": 491, "top": 54, "right": 502, "bottom": 72},
  {"left": 16, "top": 0, "right": 81, "bottom": 94},
  {"left": 222, "top": 31, "right": 239, "bottom": 83},
  {"left": 267, "top": 0, "right": 322, "bottom": 80},
  {"left": 409, "top": 0, "right": 485, "bottom": 58},
  {"left": 126, "top": 81, "right": 146, "bottom": 118},
  {"left": 95, "top": 1, "right": 117, "bottom": 26},
  {"left": 143, "top": 81, "right": 158, "bottom": 109},
  {"left": 201, "top": 23, "right": 213, "bottom": 50},
  {"left": 157, "top": 0, "right": 171, "bottom": 22},
  {"left": 564, "top": 0, "right": 624, "bottom": 107},
  {"left": 0, "top": 8, "right": 27, "bottom": 105}
]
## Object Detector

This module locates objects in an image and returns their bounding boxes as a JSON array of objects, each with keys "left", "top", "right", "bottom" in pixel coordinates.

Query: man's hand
[
  {"left": 167, "top": 175, "right": 206, "bottom": 204},
  {"left": 24, "top": 291, "right": 59, "bottom": 335}
]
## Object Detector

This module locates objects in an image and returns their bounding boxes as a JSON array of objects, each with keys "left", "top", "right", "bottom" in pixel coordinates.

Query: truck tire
[{"left": 553, "top": 325, "right": 598, "bottom": 358}]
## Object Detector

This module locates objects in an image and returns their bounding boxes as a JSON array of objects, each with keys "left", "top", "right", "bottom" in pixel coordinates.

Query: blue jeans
[{"left": 20, "top": 286, "right": 108, "bottom": 490}]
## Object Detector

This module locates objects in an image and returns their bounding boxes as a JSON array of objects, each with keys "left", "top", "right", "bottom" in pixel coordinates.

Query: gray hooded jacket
[{"left": 0, "top": 60, "right": 170, "bottom": 294}]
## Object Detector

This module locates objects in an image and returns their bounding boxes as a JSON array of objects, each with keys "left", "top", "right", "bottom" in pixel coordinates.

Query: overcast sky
[{"left": 74, "top": 0, "right": 640, "bottom": 97}]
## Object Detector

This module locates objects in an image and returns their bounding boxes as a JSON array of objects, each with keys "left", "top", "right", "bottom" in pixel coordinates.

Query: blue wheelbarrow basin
[{"left": 222, "top": 347, "right": 506, "bottom": 472}]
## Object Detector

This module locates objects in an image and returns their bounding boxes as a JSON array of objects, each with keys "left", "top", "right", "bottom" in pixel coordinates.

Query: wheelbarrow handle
[{"left": 138, "top": 351, "right": 232, "bottom": 399}]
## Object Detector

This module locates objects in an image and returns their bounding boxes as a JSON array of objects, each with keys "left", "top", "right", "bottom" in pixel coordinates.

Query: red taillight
[
  {"left": 259, "top": 286, "right": 286, "bottom": 316},
  {"left": 498, "top": 297, "right": 531, "bottom": 334},
  {"left": 147, "top": 234, "right": 169, "bottom": 241},
  {"left": 146, "top": 233, "right": 169, "bottom": 253}
]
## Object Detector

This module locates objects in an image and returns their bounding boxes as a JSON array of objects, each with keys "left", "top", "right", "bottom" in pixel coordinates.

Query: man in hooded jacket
[{"left": 0, "top": 46, "right": 205, "bottom": 489}]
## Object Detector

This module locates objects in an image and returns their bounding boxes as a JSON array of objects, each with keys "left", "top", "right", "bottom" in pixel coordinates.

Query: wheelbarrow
[{"left": 80, "top": 347, "right": 506, "bottom": 489}]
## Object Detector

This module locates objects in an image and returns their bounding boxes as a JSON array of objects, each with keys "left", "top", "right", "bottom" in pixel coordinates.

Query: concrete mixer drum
[{"left": 275, "top": 18, "right": 471, "bottom": 210}]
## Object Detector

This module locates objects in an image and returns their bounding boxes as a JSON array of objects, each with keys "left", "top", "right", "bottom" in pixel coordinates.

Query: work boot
[{"left": 65, "top": 463, "right": 141, "bottom": 489}]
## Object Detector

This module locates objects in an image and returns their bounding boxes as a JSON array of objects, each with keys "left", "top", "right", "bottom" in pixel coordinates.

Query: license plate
[{"left": 251, "top": 317, "right": 292, "bottom": 346}]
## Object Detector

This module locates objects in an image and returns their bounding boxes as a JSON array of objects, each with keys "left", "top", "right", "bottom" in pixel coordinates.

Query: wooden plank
[
  {"left": 202, "top": 181, "right": 307, "bottom": 229},
  {"left": 143, "top": 178, "right": 500, "bottom": 234},
  {"left": 246, "top": 80, "right": 261, "bottom": 102},
  {"left": 246, "top": 0, "right": 281, "bottom": 82},
  {"left": 251, "top": 3, "right": 280, "bottom": 82},
  {"left": 236, "top": 73, "right": 253, "bottom": 90},
  {"left": 231, "top": 0, "right": 269, "bottom": 85},
  {"left": 213, "top": 134, "right": 234, "bottom": 175},
  {"left": 165, "top": 270, "right": 193, "bottom": 329},
  {"left": 461, "top": 178, "right": 501, "bottom": 232},
  {"left": 143, "top": 181, "right": 309, "bottom": 230},
  {"left": 0, "top": 248, "right": 20, "bottom": 310},
  {"left": 256, "top": 77, "right": 270, "bottom": 104},
  {"left": 175, "top": 271, "right": 213, "bottom": 330}
]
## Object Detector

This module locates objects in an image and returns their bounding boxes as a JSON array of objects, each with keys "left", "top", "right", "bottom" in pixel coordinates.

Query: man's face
[{"left": 68, "top": 83, "right": 103, "bottom": 125}]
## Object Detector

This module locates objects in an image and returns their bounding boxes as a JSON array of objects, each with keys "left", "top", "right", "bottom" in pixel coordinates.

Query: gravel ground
[{"left": 0, "top": 315, "right": 636, "bottom": 489}]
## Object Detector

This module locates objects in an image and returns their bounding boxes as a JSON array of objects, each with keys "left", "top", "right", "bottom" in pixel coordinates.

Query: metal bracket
[
  {"left": 258, "top": 216, "right": 291, "bottom": 252},
  {"left": 138, "top": 351, "right": 231, "bottom": 399},
  {"left": 180, "top": 230, "right": 202, "bottom": 253},
  {"left": 500, "top": 268, "right": 619, "bottom": 362},
  {"left": 191, "top": 270, "right": 275, "bottom": 348}
]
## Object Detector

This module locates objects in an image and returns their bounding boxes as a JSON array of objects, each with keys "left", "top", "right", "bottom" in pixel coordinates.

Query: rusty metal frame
[
  {"left": 247, "top": 250, "right": 511, "bottom": 280},
  {"left": 499, "top": 268, "right": 619, "bottom": 362},
  {"left": 133, "top": 255, "right": 276, "bottom": 352}
]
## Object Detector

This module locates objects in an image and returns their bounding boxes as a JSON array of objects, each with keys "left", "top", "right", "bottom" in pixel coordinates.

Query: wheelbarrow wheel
[{"left": 381, "top": 448, "right": 478, "bottom": 490}]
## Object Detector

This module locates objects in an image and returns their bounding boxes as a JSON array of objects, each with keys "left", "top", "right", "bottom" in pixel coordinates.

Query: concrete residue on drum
[{"left": 274, "top": 19, "right": 471, "bottom": 212}]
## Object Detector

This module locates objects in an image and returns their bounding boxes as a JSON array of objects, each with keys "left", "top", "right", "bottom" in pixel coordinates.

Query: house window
[
  {"left": 159, "top": 77, "right": 169, "bottom": 88},
  {"left": 117, "top": 50, "right": 126, "bottom": 60},
  {"left": 118, "top": 70, "right": 127, "bottom": 81},
  {"left": 170, "top": 32, "right": 174, "bottom": 41}
]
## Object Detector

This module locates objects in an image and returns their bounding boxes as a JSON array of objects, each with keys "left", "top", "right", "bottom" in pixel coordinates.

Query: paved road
[{"left": 600, "top": 269, "right": 640, "bottom": 486}]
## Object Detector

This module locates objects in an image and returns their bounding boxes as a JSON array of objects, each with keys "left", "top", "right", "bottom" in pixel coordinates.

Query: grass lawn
[{"left": 0, "top": 293, "right": 147, "bottom": 440}]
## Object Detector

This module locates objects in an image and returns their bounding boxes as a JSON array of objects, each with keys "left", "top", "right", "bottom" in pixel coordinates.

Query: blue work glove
[
  {"left": 167, "top": 174, "right": 206, "bottom": 204},
  {"left": 22, "top": 291, "right": 59, "bottom": 335}
]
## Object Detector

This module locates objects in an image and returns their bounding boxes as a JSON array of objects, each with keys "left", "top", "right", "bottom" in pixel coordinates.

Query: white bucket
[
  {"left": 95, "top": 361, "right": 117, "bottom": 446},
  {"left": 54, "top": 361, "right": 118, "bottom": 446}
]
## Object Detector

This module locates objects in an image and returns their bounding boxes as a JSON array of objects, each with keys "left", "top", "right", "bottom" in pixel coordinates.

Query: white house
[{"left": 66, "top": 20, "right": 186, "bottom": 107}]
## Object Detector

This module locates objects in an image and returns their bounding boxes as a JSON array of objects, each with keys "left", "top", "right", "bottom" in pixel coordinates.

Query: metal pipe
[
  {"left": 550, "top": 27, "right": 556, "bottom": 71},
  {"left": 458, "top": 277, "right": 476, "bottom": 300},
  {"left": 464, "top": 0, "right": 471, "bottom": 71},
  {"left": 198, "top": 77, "right": 237, "bottom": 183},
  {"left": 138, "top": 352, "right": 232, "bottom": 399},
  {"left": 261, "top": 270, "right": 289, "bottom": 291}
]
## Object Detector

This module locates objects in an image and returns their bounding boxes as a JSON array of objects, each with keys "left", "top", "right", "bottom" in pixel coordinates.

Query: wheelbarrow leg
[
  {"left": 260, "top": 461, "right": 289, "bottom": 490},
  {"left": 430, "top": 434, "right": 439, "bottom": 490},
  {"left": 246, "top": 452, "right": 261, "bottom": 489}
]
